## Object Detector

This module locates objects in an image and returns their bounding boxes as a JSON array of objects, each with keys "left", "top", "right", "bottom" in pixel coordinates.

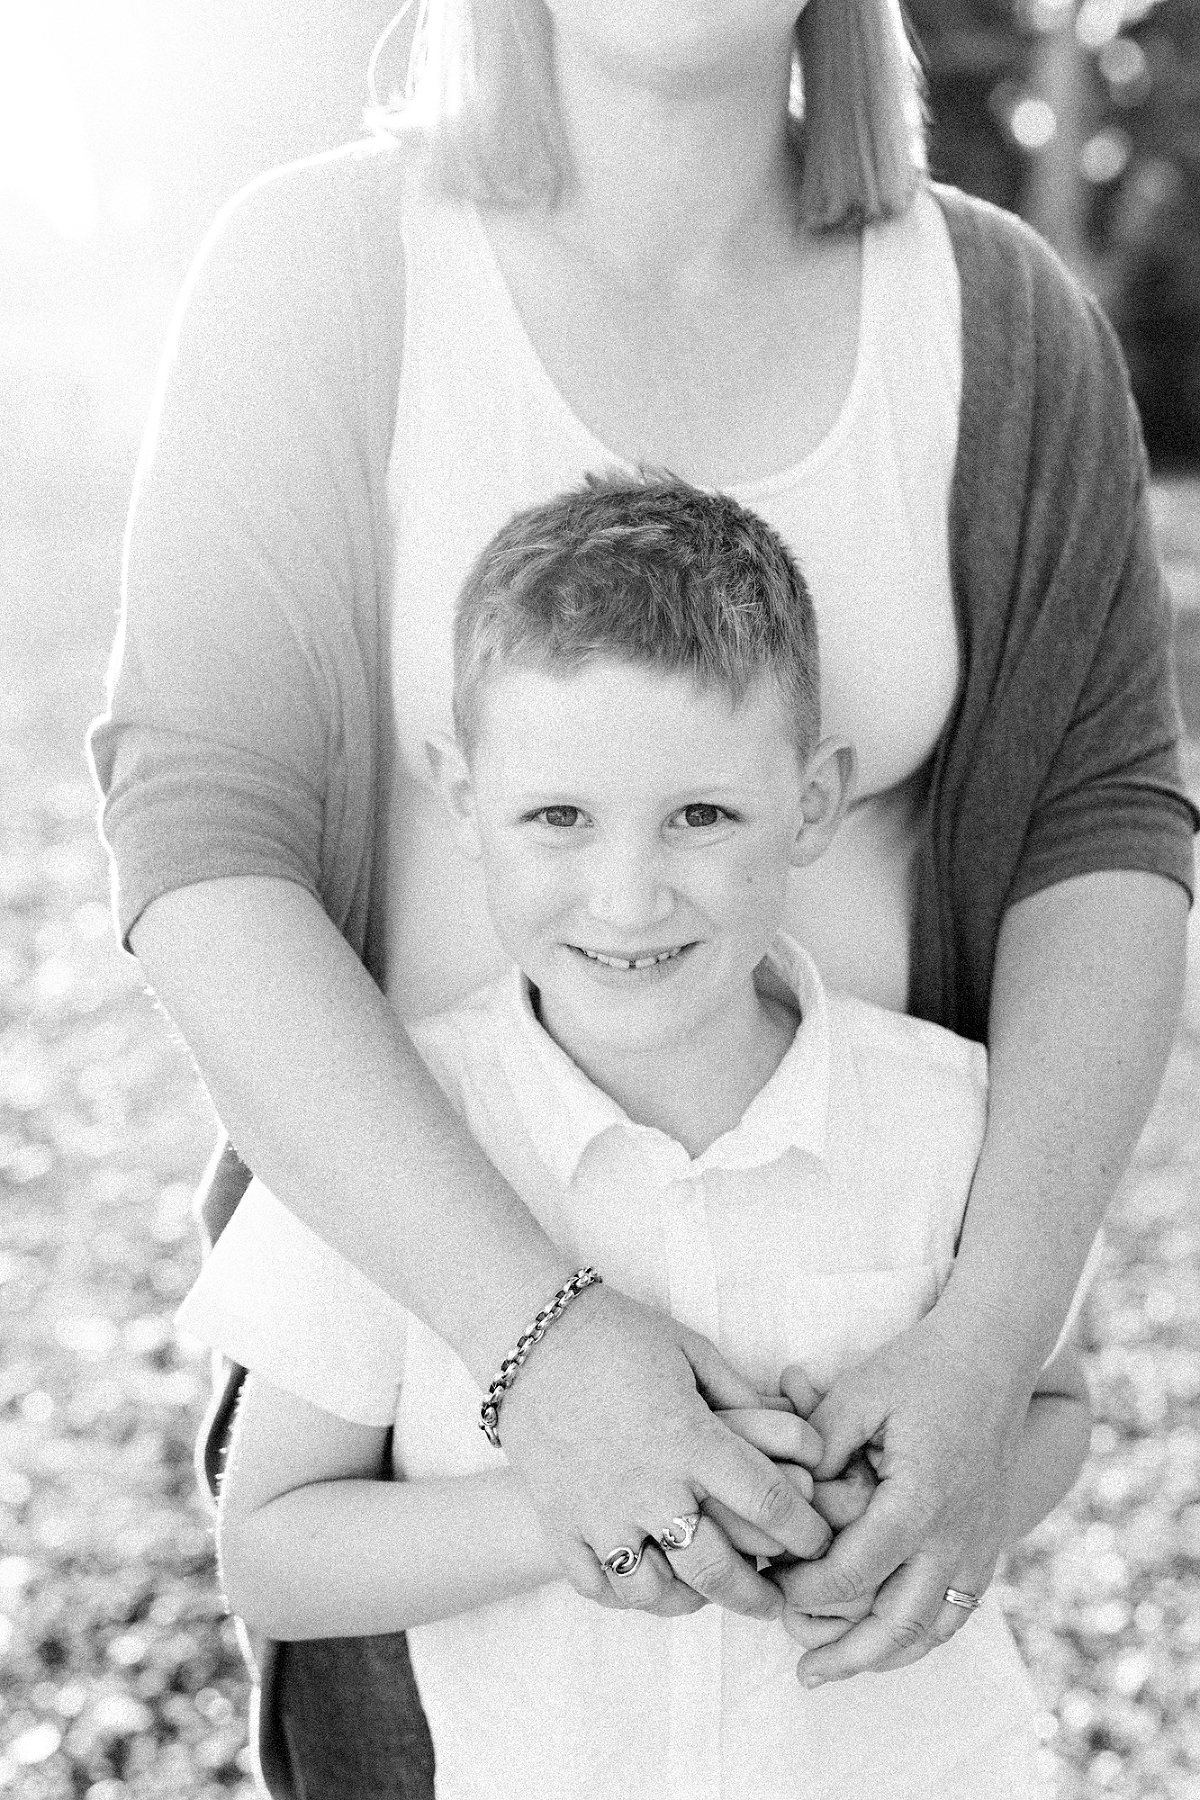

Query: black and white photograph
[{"left": 2, "top": 3, "right": 1198, "bottom": 1796}]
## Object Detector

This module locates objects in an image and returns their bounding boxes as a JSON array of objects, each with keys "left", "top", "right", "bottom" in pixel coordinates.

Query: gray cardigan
[
  {"left": 88, "top": 139, "right": 1196, "bottom": 1798},
  {"left": 91, "top": 140, "right": 1194, "bottom": 1042}
]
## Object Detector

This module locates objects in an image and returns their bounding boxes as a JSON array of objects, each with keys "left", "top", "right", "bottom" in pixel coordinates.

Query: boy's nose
[{"left": 587, "top": 844, "right": 674, "bottom": 930}]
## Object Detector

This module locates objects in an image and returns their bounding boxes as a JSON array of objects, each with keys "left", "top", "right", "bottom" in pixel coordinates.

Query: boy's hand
[
  {"left": 774, "top": 1363, "right": 878, "bottom": 1531},
  {"left": 705, "top": 1403, "right": 823, "bottom": 1557},
  {"left": 761, "top": 1364, "right": 876, "bottom": 1640}
]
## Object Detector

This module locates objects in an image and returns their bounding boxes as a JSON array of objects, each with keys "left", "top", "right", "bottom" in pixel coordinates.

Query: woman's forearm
[
  {"left": 134, "top": 878, "right": 824, "bottom": 1610},
  {"left": 220, "top": 1470, "right": 560, "bottom": 1640},
  {"left": 939, "top": 870, "right": 1187, "bottom": 1389},
  {"left": 131, "top": 876, "right": 574, "bottom": 1381}
]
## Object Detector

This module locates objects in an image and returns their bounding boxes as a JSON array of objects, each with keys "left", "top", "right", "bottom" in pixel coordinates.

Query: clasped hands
[{"left": 499, "top": 1286, "right": 1017, "bottom": 1686}]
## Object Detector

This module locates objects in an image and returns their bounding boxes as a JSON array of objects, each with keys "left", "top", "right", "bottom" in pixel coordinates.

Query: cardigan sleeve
[
  {"left": 916, "top": 189, "right": 1196, "bottom": 1040},
  {"left": 1009, "top": 447, "right": 1197, "bottom": 906},
  {"left": 1002, "top": 276, "right": 1198, "bottom": 907},
  {"left": 87, "top": 144, "right": 402, "bottom": 948}
]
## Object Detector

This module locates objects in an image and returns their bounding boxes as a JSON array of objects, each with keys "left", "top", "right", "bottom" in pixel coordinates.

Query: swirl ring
[
  {"left": 657, "top": 1511, "right": 702, "bottom": 1553},
  {"left": 601, "top": 1543, "right": 645, "bottom": 1578}
]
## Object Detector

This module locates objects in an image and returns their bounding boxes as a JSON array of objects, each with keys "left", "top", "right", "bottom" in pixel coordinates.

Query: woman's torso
[{"left": 385, "top": 178, "right": 962, "bottom": 1019}]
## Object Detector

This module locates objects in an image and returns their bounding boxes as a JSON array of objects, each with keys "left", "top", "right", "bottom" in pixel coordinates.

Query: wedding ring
[
  {"left": 657, "top": 1511, "right": 702, "bottom": 1553},
  {"left": 602, "top": 1543, "right": 645, "bottom": 1578},
  {"left": 943, "top": 1587, "right": 982, "bottom": 1611}
]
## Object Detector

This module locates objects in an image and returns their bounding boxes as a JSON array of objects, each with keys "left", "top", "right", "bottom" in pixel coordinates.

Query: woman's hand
[
  {"left": 497, "top": 1285, "right": 833, "bottom": 1621},
  {"left": 769, "top": 1311, "right": 1029, "bottom": 1685}
]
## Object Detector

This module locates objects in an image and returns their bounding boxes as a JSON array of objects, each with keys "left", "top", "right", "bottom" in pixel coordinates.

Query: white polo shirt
[{"left": 179, "top": 938, "right": 1075, "bottom": 1799}]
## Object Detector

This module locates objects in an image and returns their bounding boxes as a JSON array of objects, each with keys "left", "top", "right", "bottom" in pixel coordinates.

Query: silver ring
[
  {"left": 657, "top": 1511, "right": 702, "bottom": 1553},
  {"left": 602, "top": 1543, "right": 644, "bottom": 1578},
  {"left": 943, "top": 1587, "right": 982, "bottom": 1611}
]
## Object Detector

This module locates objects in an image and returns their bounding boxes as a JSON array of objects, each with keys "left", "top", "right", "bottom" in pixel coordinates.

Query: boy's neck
[{"left": 536, "top": 971, "right": 799, "bottom": 1160}]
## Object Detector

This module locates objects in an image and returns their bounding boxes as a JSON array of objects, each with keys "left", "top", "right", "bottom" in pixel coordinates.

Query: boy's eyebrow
[{"left": 502, "top": 779, "right": 756, "bottom": 806}]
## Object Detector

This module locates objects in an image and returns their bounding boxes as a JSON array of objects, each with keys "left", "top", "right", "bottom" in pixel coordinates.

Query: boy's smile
[{"left": 436, "top": 659, "right": 852, "bottom": 1139}]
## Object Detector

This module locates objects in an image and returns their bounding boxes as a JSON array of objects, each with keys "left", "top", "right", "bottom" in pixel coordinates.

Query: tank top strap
[{"left": 864, "top": 188, "right": 963, "bottom": 511}]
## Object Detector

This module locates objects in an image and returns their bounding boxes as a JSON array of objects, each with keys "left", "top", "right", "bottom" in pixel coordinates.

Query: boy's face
[{"left": 438, "top": 658, "right": 851, "bottom": 1067}]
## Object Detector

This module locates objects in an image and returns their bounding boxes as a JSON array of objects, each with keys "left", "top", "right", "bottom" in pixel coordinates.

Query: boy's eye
[
  {"left": 535, "top": 805, "right": 584, "bottom": 828},
  {"left": 679, "top": 803, "right": 726, "bottom": 828}
]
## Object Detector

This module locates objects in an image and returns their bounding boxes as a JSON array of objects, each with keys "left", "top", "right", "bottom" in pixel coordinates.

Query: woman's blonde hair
[{"left": 372, "top": 0, "right": 926, "bottom": 229}]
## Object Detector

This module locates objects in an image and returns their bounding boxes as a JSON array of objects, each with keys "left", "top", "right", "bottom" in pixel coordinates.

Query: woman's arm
[
  {"left": 217, "top": 1373, "right": 560, "bottom": 1640},
  {"left": 137, "top": 876, "right": 830, "bottom": 1617},
  {"left": 773, "top": 868, "right": 1187, "bottom": 1682},
  {"left": 134, "top": 878, "right": 573, "bottom": 1385},
  {"left": 99, "top": 150, "right": 826, "bottom": 1624}
]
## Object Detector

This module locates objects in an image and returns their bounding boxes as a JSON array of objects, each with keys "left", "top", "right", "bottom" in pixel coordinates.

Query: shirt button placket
[{"left": 661, "top": 1170, "right": 725, "bottom": 1800}]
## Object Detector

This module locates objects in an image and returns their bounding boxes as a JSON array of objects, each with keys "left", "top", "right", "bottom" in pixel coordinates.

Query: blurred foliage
[
  {"left": 2, "top": 14, "right": 1199, "bottom": 1795},
  {"left": 910, "top": 0, "right": 1200, "bottom": 465}
]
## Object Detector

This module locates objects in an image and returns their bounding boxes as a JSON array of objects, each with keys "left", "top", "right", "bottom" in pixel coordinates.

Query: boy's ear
[
  {"left": 425, "top": 732, "right": 483, "bottom": 860},
  {"left": 790, "top": 737, "right": 856, "bottom": 869}
]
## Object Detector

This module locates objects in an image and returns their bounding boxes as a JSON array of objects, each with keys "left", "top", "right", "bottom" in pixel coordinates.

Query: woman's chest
[
  {"left": 388, "top": 440, "right": 957, "bottom": 804},
  {"left": 476, "top": 209, "right": 864, "bottom": 487},
  {"left": 384, "top": 185, "right": 962, "bottom": 1015},
  {"left": 390, "top": 185, "right": 959, "bottom": 799}
]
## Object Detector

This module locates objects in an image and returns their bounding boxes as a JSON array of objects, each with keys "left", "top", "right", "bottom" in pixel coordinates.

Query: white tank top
[{"left": 385, "top": 182, "right": 962, "bottom": 1019}]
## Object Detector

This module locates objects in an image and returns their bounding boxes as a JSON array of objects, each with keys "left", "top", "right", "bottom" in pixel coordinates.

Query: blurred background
[{"left": 0, "top": 4, "right": 1198, "bottom": 1797}]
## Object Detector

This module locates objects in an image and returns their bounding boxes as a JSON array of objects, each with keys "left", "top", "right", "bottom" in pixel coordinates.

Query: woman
[{"left": 91, "top": 0, "right": 1194, "bottom": 1793}]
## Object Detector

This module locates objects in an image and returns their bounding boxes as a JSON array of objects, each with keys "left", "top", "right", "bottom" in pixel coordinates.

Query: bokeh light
[
  {"left": 1011, "top": 94, "right": 1060, "bottom": 148},
  {"left": 1099, "top": 35, "right": 1153, "bottom": 100},
  {"left": 1077, "top": 0, "right": 1129, "bottom": 50},
  {"left": 1079, "top": 126, "right": 1134, "bottom": 184}
]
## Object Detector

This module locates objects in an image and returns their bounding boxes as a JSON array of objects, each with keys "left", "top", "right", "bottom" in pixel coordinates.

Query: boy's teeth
[{"left": 581, "top": 946, "right": 683, "bottom": 971}]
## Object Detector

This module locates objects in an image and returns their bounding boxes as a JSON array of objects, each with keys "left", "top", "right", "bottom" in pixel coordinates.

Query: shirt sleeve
[
  {"left": 87, "top": 146, "right": 404, "bottom": 948},
  {"left": 176, "top": 1177, "right": 409, "bottom": 1426}
]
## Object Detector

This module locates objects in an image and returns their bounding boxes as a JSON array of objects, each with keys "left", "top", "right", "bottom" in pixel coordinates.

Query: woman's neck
[{"left": 549, "top": 23, "right": 799, "bottom": 279}]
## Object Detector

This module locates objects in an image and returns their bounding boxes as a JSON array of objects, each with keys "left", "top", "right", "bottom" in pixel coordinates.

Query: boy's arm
[
  {"left": 217, "top": 1372, "right": 563, "bottom": 1641},
  {"left": 217, "top": 1378, "right": 823, "bottom": 1640},
  {"left": 1000, "top": 1342, "right": 1092, "bottom": 1549},
  {"left": 137, "top": 876, "right": 827, "bottom": 1619}
]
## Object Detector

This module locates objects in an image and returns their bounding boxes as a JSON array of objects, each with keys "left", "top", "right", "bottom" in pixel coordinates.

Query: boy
[{"left": 178, "top": 474, "right": 1092, "bottom": 1799}]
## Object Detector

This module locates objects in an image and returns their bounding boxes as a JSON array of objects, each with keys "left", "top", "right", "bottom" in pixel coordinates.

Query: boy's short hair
[{"left": 452, "top": 471, "right": 820, "bottom": 760}]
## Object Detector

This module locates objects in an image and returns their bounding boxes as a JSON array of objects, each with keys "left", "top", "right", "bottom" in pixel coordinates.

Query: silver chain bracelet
[{"left": 479, "top": 1267, "right": 603, "bottom": 1448}]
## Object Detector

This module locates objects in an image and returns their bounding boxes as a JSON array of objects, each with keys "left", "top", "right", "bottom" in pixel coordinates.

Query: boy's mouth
[{"left": 571, "top": 943, "right": 692, "bottom": 972}]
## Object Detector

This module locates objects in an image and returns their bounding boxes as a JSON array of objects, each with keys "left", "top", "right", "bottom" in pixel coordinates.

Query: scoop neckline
[{"left": 463, "top": 199, "right": 876, "bottom": 498}]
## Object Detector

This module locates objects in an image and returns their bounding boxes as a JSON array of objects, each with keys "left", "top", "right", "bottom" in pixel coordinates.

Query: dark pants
[
  {"left": 273, "top": 1636, "right": 435, "bottom": 1800},
  {"left": 196, "top": 1143, "right": 437, "bottom": 1799}
]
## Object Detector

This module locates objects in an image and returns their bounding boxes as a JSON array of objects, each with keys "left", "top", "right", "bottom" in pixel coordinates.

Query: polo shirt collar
[{"left": 495, "top": 933, "right": 832, "bottom": 1187}]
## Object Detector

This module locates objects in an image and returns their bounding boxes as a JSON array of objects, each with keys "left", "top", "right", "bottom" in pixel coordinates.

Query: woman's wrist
[
  {"left": 467, "top": 1252, "right": 594, "bottom": 1385},
  {"left": 479, "top": 1268, "right": 604, "bottom": 1448},
  {"left": 914, "top": 1273, "right": 1045, "bottom": 1413}
]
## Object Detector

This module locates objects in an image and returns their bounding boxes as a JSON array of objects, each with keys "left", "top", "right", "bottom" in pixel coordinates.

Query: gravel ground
[{"left": 1, "top": 398, "right": 1198, "bottom": 1798}]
